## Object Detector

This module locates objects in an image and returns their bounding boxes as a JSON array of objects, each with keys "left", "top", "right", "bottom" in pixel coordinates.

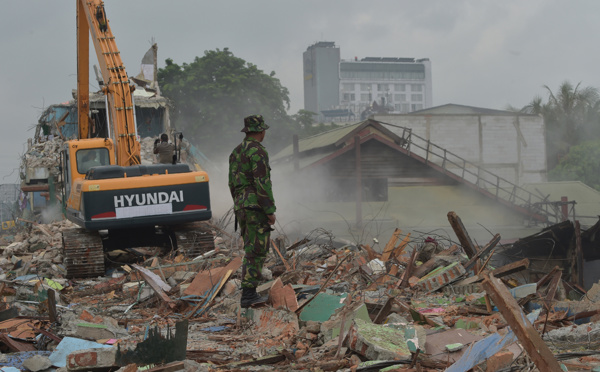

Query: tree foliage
[
  {"left": 158, "top": 48, "right": 295, "bottom": 157},
  {"left": 548, "top": 140, "right": 600, "bottom": 191},
  {"left": 520, "top": 81, "right": 600, "bottom": 170}
]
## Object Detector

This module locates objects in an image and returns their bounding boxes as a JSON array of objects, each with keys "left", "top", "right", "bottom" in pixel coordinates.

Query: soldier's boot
[{"left": 240, "top": 287, "right": 267, "bottom": 308}]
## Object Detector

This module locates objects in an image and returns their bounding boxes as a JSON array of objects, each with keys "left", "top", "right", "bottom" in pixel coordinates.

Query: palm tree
[
  {"left": 520, "top": 95, "right": 546, "bottom": 115},
  {"left": 543, "top": 81, "right": 599, "bottom": 146}
]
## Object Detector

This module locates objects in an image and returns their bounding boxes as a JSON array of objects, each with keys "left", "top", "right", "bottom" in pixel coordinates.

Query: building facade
[
  {"left": 303, "top": 41, "right": 432, "bottom": 122},
  {"left": 375, "top": 104, "right": 548, "bottom": 186},
  {"left": 303, "top": 42, "right": 341, "bottom": 121},
  {"left": 340, "top": 57, "right": 432, "bottom": 119}
]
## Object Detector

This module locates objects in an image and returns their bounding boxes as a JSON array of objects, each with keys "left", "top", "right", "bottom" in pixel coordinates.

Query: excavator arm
[{"left": 77, "top": 0, "right": 140, "bottom": 166}]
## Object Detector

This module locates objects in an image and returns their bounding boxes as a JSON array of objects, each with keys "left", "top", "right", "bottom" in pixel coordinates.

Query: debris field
[{"left": 0, "top": 210, "right": 598, "bottom": 372}]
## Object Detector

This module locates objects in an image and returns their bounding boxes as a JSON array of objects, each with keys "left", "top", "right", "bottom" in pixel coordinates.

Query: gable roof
[
  {"left": 272, "top": 117, "right": 554, "bottom": 223},
  {"left": 272, "top": 119, "right": 406, "bottom": 170},
  {"left": 408, "top": 103, "right": 532, "bottom": 116}
]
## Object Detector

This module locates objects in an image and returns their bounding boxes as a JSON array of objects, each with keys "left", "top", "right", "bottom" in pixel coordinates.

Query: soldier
[{"left": 229, "top": 115, "right": 276, "bottom": 308}]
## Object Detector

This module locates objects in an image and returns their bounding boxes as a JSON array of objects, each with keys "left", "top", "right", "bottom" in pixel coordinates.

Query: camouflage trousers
[{"left": 236, "top": 208, "right": 271, "bottom": 289}]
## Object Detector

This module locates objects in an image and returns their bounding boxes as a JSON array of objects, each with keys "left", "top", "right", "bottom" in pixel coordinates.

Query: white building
[
  {"left": 375, "top": 104, "right": 548, "bottom": 186},
  {"left": 340, "top": 57, "right": 433, "bottom": 119},
  {"left": 303, "top": 42, "right": 433, "bottom": 122}
]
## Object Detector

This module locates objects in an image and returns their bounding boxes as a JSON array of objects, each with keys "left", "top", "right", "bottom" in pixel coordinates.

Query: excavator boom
[{"left": 77, "top": 0, "right": 140, "bottom": 166}]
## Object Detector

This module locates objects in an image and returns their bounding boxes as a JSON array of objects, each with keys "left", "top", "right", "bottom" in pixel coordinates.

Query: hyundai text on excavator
[{"left": 61, "top": 0, "right": 213, "bottom": 278}]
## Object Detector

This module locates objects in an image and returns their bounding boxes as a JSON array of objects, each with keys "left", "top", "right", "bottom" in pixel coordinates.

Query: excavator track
[
  {"left": 63, "top": 228, "right": 105, "bottom": 278},
  {"left": 170, "top": 221, "right": 215, "bottom": 258}
]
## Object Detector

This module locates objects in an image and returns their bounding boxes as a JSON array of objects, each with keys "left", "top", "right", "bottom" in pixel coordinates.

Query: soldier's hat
[{"left": 241, "top": 115, "right": 269, "bottom": 133}]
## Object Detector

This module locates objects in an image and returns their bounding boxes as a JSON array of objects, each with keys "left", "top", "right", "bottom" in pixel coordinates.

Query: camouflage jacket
[{"left": 228, "top": 137, "right": 276, "bottom": 214}]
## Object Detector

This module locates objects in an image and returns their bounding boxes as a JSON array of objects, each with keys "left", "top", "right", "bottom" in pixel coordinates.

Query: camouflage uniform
[{"left": 228, "top": 115, "right": 276, "bottom": 289}]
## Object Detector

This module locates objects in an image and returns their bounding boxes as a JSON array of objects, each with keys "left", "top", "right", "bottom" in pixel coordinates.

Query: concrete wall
[{"left": 375, "top": 113, "right": 547, "bottom": 186}]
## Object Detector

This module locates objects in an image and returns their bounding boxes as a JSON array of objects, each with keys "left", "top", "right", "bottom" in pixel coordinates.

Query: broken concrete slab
[
  {"left": 243, "top": 307, "right": 299, "bottom": 339},
  {"left": 509, "top": 283, "right": 537, "bottom": 299},
  {"left": 320, "top": 302, "right": 371, "bottom": 343},
  {"left": 299, "top": 292, "right": 347, "bottom": 323},
  {"left": 0, "top": 351, "right": 52, "bottom": 371},
  {"left": 417, "top": 261, "right": 466, "bottom": 293},
  {"left": 48, "top": 337, "right": 113, "bottom": 368},
  {"left": 67, "top": 347, "right": 117, "bottom": 371},
  {"left": 75, "top": 322, "right": 115, "bottom": 340},
  {"left": 346, "top": 318, "right": 424, "bottom": 361},
  {"left": 21, "top": 354, "right": 52, "bottom": 372}
]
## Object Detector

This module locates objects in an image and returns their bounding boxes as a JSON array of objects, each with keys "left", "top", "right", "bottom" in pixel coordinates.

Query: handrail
[{"left": 381, "top": 122, "right": 559, "bottom": 224}]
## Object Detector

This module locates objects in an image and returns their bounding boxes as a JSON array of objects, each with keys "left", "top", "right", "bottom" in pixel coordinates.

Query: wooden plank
[
  {"left": 381, "top": 228, "right": 402, "bottom": 262},
  {"left": 447, "top": 211, "right": 477, "bottom": 258},
  {"left": 575, "top": 220, "right": 584, "bottom": 287},
  {"left": 271, "top": 240, "right": 290, "bottom": 271},
  {"left": 359, "top": 244, "right": 379, "bottom": 261},
  {"left": 184, "top": 257, "right": 242, "bottom": 297},
  {"left": 445, "top": 311, "right": 539, "bottom": 372},
  {"left": 537, "top": 266, "right": 560, "bottom": 289},
  {"left": 456, "top": 258, "right": 530, "bottom": 285},
  {"left": 398, "top": 247, "right": 418, "bottom": 288},
  {"left": 373, "top": 297, "right": 394, "bottom": 324},
  {"left": 463, "top": 234, "right": 500, "bottom": 271},
  {"left": 413, "top": 244, "right": 459, "bottom": 278},
  {"left": 543, "top": 270, "right": 562, "bottom": 310},
  {"left": 491, "top": 258, "right": 530, "bottom": 277},
  {"left": 392, "top": 233, "right": 411, "bottom": 261},
  {"left": 481, "top": 273, "right": 563, "bottom": 372},
  {"left": 186, "top": 270, "right": 233, "bottom": 319},
  {"left": 47, "top": 288, "right": 57, "bottom": 323},
  {"left": 133, "top": 264, "right": 174, "bottom": 307}
]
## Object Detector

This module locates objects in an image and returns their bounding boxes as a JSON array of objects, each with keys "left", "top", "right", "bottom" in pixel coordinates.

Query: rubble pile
[
  {"left": 19, "top": 138, "right": 64, "bottom": 182},
  {"left": 18, "top": 135, "right": 194, "bottom": 173},
  {"left": 0, "top": 212, "right": 598, "bottom": 371},
  {"left": 140, "top": 136, "right": 196, "bottom": 166},
  {"left": 140, "top": 137, "right": 159, "bottom": 164}
]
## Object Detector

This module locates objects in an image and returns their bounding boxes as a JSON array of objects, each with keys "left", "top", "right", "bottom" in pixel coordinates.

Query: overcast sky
[{"left": 2, "top": 0, "right": 600, "bottom": 184}]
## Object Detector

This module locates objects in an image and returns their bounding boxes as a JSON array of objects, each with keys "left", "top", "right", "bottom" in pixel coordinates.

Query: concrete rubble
[
  {"left": 0, "top": 212, "right": 598, "bottom": 371},
  {"left": 19, "top": 135, "right": 198, "bottom": 179}
]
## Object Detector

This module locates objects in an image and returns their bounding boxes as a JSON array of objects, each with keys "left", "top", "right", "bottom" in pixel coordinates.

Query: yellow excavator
[{"left": 61, "top": 0, "right": 213, "bottom": 278}]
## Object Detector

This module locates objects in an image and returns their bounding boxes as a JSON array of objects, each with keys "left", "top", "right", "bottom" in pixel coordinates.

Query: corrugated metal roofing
[
  {"left": 407, "top": 103, "right": 532, "bottom": 116},
  {"left": 521, "top": 181, "right": 600, "bottom": 227},
  {"left": 272, "top": 121, "right": 364, "bottom": 161}
]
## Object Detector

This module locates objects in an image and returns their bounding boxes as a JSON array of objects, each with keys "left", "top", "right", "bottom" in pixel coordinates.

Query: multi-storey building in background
[{"left": 303, "top": 41, "right": 432, "bottom": 122}]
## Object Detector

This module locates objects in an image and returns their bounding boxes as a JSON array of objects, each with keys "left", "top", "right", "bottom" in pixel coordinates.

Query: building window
[
  {"left": 342, "top": 83, "right": 355, "bottom": 91},
  {"left": 360, "top": 93, "right": 371, "bottom": 102},
  {"left": 360, "top": 83, "right": 371, "bottom": 91},
  {"left": 411, "top": 104, "right": 423, "bottom": 111},
  {"left": 377, "top": 84, "right": 389, "bottom": 91},
  {"left": 342, "top": 93, "right": 355, "bottom": 102},
  {"left": 401, "top": 103, "right": 410, "bottom": 112},
  {"left": 394, "top": 94, "right": 406, "bottom": 102},
  {"left": 411, "top": 84, "right": 423, "bottom": 92},
  {"left": 394, "top": 84, "right": 406, "bottom": 91},
  {"left": 411, "top": 94, "right": 423, "bottom": 101}
]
